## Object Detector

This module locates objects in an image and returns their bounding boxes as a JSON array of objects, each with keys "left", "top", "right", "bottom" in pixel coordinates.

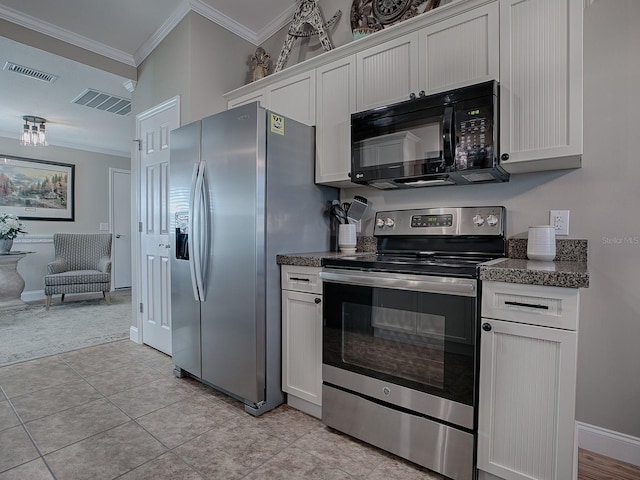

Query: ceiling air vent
[
  {"left": 3, "top": 61, "right": 58, "bottom": 83},
  {"left": 72, "top": 89, "right": 131, "bottom": 116}
]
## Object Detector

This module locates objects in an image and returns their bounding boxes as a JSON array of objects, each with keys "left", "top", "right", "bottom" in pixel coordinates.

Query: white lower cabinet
[
  {"left": 478, "top": 281, "right": 579, "bottom": 480},
  {"left": 281, "top": 265, "right": 323, "bottom": 418}
]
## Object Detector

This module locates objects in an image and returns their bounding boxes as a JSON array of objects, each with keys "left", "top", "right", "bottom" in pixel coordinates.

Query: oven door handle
[{"left": 319, "top": 269, "right": 476, "bottom": 296}]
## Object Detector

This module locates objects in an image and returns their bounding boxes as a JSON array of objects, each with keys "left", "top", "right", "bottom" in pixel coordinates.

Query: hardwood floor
[{"left": 578, "top": 449, "right": 640, "bottom": 480}]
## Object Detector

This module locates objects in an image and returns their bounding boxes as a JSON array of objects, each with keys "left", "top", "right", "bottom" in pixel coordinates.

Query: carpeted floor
[{"left": 0, "top": 289, "right": 132, "bottom": 366}]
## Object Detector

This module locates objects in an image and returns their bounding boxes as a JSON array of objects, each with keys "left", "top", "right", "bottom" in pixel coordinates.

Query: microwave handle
[{"left": 443, "top": 106, "right": 454, "bottom": 167}]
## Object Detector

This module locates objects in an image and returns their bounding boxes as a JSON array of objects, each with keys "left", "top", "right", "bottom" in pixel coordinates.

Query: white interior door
[
  {"left": 137, "top": 100, "right": 178, "bottom": 355},
  {"left": 110, "top": 169, "right": 131, "bottom": 289}
]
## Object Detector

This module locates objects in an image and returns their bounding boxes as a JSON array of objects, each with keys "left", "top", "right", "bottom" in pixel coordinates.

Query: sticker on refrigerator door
[{"left": 270, "top": 114, "right": 285, "bottom": 135}]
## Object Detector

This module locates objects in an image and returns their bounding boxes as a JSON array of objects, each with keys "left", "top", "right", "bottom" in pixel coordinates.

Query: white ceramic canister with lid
[
  {"left": 527, "top": 225, "right": 556, "bottom": 261},
  {"left": 338, "top": 224, "right": 357, "bottom": 253}
]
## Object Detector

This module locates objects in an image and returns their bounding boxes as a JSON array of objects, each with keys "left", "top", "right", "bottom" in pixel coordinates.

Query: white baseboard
[
  {"left": 21, "top": 290, "right": 45, "bottom": 302},
  {"left": 129, "top": 326, "right": 141, "bottom": 344},
  {"left": 577, "top": 421, "right": 640, "bottom": 467}
]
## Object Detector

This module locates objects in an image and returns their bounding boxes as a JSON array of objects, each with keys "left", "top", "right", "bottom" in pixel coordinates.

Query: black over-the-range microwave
[{"left": 350, "top": 81, "right": 509, "bottom": 189}]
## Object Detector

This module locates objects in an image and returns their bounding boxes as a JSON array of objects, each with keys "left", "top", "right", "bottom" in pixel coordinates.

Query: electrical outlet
[
  {"left": 99, "top": 223, "right": 109, "bottom": 231},
  {"left": 550, "top": 210, "right": 570, "bottom": 236}
]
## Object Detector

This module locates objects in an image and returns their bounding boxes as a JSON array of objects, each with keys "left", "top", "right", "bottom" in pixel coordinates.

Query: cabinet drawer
[
  {"left": 481, "top": 281, "right": 579, "bottom": 331},
  {"left": 281, "top": 265, "right": 322, "bottom": 294}
]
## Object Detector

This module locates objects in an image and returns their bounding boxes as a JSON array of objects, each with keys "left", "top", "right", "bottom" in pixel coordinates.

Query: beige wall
[
  {"left": 132, "top": 15, "right": 191, "bottom": 124},
  {"left": 342, "top": 1, "right": 640, "bottom": 438},
  {"left": 0, "top": 137, "right": 130, "bottom": 293},
  {"left": 188, "top": 13, "right": 256, "bottom": 120},
  {"left": 133, "top": 12, "right": 256, "bottom": 127}
]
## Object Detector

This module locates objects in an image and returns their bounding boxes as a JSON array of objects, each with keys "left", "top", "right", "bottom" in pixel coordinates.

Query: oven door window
[{"left": 323, "top": 281, "right": 476, "bottom": 406}]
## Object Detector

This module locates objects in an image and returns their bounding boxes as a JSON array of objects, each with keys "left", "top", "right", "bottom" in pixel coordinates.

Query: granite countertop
[
  {"left": 277, "top": 236, "right": 377, "bottom": 267},
  {"left": 479, "top": 258, "right": 589, "bottom": 288},
  {"left": 276, "top": 251, "right": 369, "bottom": 268},
  {"left": 277, "top": 237, "right": 590, "bottom": 289},
  {"left": 479, "top": 238, "right": 589, "bottom": 288}
]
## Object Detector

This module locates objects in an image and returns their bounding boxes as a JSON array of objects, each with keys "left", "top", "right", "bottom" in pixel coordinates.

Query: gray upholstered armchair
[{"left": 44, "top": 233, "right": 113, "bottom": 310}]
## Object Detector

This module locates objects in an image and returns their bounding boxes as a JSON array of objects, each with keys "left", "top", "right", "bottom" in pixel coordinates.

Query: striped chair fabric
[{"left": 43, "top": 233, "right": 112, "bottom": 310}]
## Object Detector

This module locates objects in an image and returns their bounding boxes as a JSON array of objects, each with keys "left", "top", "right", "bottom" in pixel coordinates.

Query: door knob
[
  {"left": 314, "top": 298, "right": 321, "bottom": 304},
  {"left": 482, "top": 323, "right": 492, "bottom": 332}
]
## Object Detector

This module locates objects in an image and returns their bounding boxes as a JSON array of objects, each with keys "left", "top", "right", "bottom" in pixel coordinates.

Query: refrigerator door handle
[
  {"left": 188, "top": 162, "right": 202, "bottom": 301},
  {"left": 193, "top": 161, "right": 207, "bottom": 301}
]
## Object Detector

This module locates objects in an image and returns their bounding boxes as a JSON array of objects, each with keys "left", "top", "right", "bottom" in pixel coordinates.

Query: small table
[{"left": 0, "top": 252, "right": 32, "bottom": 310}]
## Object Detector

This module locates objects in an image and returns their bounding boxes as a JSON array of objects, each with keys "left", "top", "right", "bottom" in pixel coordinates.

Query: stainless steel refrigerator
[{"left": 169, "top": 102, "right": 337, "bottom": 415}]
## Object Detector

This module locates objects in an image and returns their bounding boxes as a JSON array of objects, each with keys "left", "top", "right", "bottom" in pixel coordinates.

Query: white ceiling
[{"left": 0, "top": 0, "right": 298, "bottom": 156}]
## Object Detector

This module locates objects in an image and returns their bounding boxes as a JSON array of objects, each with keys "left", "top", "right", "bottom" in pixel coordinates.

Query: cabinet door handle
[
  {"left": 504, "top": 300, "right": 549, "bottom": 310},
  {"left": 290, "top": 277, "right": 310, "bottom": 282},
  {"left": 314, "top": 298, "right": 321, "bottom": 304},
  {"left": 501, "top": 153, "right": 510, "bottom": 161},
  {"left": 482, "top": 323, "right": 492, "bottom": 332}
]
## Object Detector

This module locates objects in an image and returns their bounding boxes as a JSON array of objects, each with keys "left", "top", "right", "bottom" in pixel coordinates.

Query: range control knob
[
  {"left": 486, "top": 214, "right": 499, "bottom": 226},
  {"left": 472, "top": 214, "right": 485, "bottom": 227},
  {"left": 385, "top": 217, "right": 395, "bottom": 227},
  {"left": 376, "top": 218, "right": 385, "bottom": 228}
]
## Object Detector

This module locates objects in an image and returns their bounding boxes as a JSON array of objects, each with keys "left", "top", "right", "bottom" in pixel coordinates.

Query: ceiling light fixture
[{"left": 20, "top": 115, "right": 48, "bottom": 147}]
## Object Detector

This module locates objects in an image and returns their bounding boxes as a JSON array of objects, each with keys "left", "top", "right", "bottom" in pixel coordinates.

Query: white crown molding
[
  {"left": 0, "top": 4, "right": 136, "bottom": 67},
  {"left": 0, "top": 1, "right": 294, "bottom": 67},
  {"left": 254, "top": 3, "right": 297, "bottom": 45},
  {"left": 188, "top": 0, "right": 258, "bottom": 45},
  {"left": 133, "top": 1, "right": 191, "bottom": 66}
]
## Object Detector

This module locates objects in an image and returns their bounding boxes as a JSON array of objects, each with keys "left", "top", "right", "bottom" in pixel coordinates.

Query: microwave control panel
[{"left": 455, "top": 105, "right": 494, "bottom": 169}]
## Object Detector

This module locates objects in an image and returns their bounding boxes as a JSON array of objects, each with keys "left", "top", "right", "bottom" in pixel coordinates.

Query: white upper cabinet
[
  {"left": 224, "top": 0, "right": 585, "bottom": 178},
  {"left": 356, "top": 32, "right": 420, "bottom": 110},
  {"left": 227, "top": 89, "right": 265, "bottom": 109},
  {"left": 418, "top": 2, "right": 499, "bottom": 94},
  {"left": 266, "top": 71, "right": 316, "bottom": 126},
  {"left": 315, "top": 56, "right": 357, "bottom": 186},
  {"left": 499, "top": 0, "right": 583, "bottom": 173}
]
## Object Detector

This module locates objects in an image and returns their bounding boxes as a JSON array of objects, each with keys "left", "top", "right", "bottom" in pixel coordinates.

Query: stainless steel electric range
[{"left": 320, "top": 206, "right": 506, "bottom": 480}]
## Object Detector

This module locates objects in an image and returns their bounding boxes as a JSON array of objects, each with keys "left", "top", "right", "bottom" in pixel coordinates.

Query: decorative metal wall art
[
  {"left": 350, "top": 0, "right": 440, "bottom": 37},
  {"left": 274, "top": 0, "right": 342, "bottom": 72}
]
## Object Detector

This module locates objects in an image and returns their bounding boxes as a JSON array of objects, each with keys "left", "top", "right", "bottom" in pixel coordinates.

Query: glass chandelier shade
[{"left": 20, "top": 115, "right": 48, "bottom": 147}]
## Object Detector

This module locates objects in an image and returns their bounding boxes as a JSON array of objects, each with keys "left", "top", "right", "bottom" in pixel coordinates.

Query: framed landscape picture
[{"left": 0, "top": 155, "right": 75, "bottom": 221}]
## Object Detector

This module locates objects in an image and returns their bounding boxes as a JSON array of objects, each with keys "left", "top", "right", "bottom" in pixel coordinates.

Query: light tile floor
[{"left": 0, "top": 340, "right": 443, "bottom": 480}]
